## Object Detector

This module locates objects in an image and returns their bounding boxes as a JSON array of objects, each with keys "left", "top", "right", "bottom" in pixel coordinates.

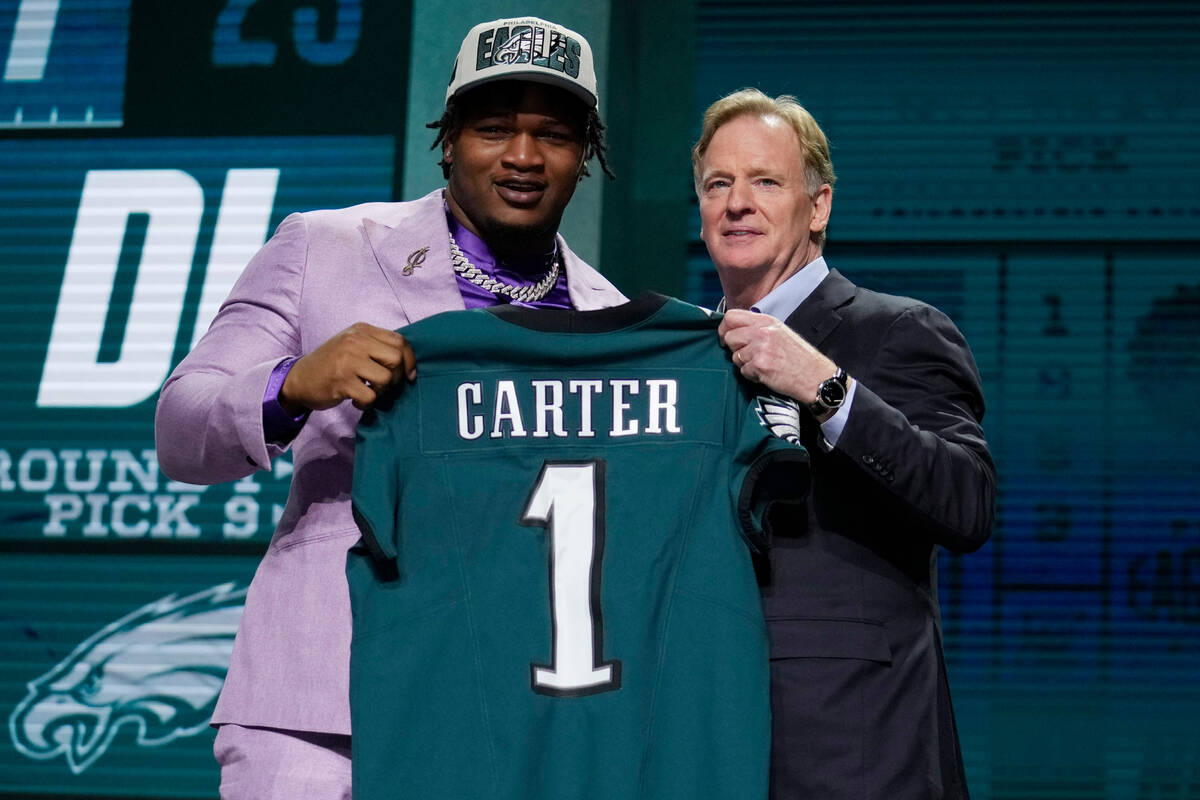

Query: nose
[
  {"left": 501, "top": 132, "right": 544, "bottom": 171},
  {"left": 725, "top": 179, "right": 754, "bottom": 216}
]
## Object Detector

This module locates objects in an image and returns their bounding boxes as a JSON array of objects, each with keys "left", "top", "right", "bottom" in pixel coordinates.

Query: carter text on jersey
[{"left": 455, "top": 378, "right": 681, "bottom": 440}]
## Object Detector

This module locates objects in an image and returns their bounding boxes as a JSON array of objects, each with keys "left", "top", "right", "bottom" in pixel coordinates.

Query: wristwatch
[{"left": 808, "top": 368, "right": 849, "bottom": 419}]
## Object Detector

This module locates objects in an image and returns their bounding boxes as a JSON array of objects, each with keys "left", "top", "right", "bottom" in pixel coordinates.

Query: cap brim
[{"left": 449, "top": 72, "right": 597, "bottom": 110}]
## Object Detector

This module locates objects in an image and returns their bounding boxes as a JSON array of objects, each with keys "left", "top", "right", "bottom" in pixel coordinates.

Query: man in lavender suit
[{"left": 155, "top": 17, "right": 626, "bottom": 799}]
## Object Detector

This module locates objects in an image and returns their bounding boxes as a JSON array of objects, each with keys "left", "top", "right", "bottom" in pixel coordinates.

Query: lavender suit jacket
[{"left": 155, "top": 189, "right": 627, "bottom": 735}]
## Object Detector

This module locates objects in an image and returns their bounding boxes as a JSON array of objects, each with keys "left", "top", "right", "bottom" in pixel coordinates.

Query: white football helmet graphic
[{"left": 9, "top": 583, "right": 245, "bottom": 774}]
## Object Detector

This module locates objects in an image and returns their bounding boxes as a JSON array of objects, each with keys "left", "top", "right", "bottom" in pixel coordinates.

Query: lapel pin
[{"left": 404, "top": 246, "right": 429, "bottom": 276}]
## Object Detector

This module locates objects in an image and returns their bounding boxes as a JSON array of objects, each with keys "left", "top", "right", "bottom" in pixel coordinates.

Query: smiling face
[
  {"left": 443, "top": 81, "right": 587, "bottom": 255},
  {"left": 698, "top": 114, "right": 831, "bottom": 308}
]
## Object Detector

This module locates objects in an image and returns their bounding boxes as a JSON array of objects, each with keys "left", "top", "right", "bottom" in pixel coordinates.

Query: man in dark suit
[{"left": 693, "top": 88, "right": 995, "bottom": 799}]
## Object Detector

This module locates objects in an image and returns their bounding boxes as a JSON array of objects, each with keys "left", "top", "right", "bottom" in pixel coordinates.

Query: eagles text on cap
[{"left": 446, "top": 16, "right": 599, "bottom": 109}]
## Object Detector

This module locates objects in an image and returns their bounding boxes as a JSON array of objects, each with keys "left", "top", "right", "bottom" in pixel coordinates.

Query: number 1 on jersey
[{"left": 521, "top": 461, "right": 622, "bottom": 696}]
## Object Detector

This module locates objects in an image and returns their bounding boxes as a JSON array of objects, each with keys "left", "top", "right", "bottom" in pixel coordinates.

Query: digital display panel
[
  {"left": 0, "top": 0, "right": 130, "bottom": 128},
  {"left": 0, "top": 2, "right": 404, "bottom": 794},
  {"left": 0, "top": 134, "right": 393, "bottom": 796},
  {"left": 691, "top": 3, "right": 1200, "bottom": 797}
]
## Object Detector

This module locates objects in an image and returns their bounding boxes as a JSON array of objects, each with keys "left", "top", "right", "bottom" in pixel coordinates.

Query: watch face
[{"left": 819, "top": 378, "right": 847, "bottom": 407}]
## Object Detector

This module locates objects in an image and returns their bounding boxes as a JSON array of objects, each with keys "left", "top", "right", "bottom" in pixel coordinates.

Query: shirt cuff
[
  {"left": 262, "top": 357, "right": 309, "bottom": 445},
  {"left": 817, "top": 378, "right": 857, "bottom": 450}
]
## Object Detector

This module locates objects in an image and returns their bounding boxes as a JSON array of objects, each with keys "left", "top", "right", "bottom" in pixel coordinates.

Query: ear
[
  {"left": 574, "top": 142, "right": 588, "bottom": 182},
  {"left": 809, "top": 184, "right": 833, "bottom": 234}
]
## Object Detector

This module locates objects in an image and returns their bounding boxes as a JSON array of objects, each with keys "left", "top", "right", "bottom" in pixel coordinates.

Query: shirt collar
[{"left": 718, "top": 256, "right": 829, "bottom": 317}]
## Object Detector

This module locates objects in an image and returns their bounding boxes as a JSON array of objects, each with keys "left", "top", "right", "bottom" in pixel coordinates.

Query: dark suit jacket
[{"left": 763, "top": 268, "right": 995, "bottom": 799}]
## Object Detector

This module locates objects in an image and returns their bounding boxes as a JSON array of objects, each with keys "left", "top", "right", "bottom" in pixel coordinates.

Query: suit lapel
[
  {"left": 783, "top": 268, "right": 856, "bottom": 349},
  {"left": 559, "top": 237, "right": 627, "bottom": 310},
  {"left": 362, "top": 192, "right": 466, "bottom": 325}
]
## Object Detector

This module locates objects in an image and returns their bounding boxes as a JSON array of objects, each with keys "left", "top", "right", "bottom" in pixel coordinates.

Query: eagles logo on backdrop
[
  {"left": 8, "top": 584, "right": 245, "bottom": 774},
  {"left": 446, "top": 17, "right": 599, "bottom": 110}
]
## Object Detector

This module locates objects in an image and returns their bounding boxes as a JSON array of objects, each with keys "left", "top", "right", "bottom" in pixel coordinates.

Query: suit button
[{"left": 863, "top": 454, "right": 875, "bottom": 465}]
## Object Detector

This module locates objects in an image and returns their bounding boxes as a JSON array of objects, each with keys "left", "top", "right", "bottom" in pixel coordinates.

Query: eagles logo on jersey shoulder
[
  {"left": 8, "top": 583, "right": 245, "bottom": 774},
  {"left": 754, "top": 394, "right": 802, "bottom": 445}
]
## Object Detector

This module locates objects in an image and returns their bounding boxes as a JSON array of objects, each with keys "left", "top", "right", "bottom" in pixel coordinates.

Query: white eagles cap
[{"left": 445, "top": 16, "right": 599, "bottom": 110}]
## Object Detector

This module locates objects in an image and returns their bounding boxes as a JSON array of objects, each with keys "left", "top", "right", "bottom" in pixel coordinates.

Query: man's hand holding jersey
[
  {"left": 280, "top": 323, "right": 417, "bottom": 414},
  {"left": 719, "top": 308, "right": 838, "bottom": 408}
]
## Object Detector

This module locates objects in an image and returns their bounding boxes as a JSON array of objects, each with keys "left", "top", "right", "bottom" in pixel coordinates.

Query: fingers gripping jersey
[{"left": 348, "top": 294, "right": 809, "bottom": 800}]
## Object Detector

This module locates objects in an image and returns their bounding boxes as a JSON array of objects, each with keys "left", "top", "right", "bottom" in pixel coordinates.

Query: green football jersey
[{"left": 348, "top": 293, "right": 808, "bottom": 800}]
